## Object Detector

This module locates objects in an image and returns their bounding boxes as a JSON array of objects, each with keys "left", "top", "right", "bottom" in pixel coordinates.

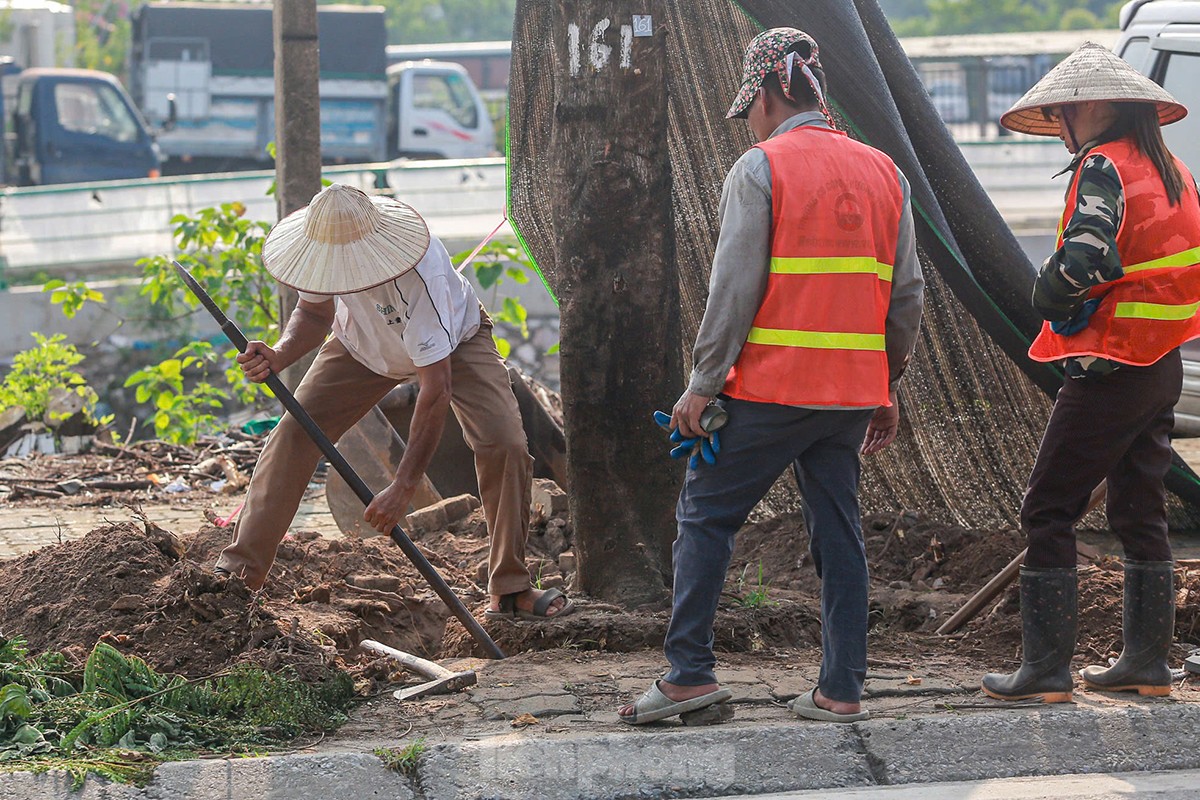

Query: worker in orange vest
[
  {"left": 982, "top": 43, "right": 1197, "bottom": 703},
  {"left": 619, "top": 27, "right": 924, "bottom": 725}
]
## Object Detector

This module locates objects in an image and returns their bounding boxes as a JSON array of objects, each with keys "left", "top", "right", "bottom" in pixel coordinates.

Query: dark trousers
[
  {"left": 1023, "top": 350, "right": 1181, "bottom": 568},
  {"left": 663, "top": 398, "right": 874, "bottom": 704}
]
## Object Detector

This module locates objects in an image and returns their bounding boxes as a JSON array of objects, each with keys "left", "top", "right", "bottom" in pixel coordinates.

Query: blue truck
[{"left": 2, "top": 65, "right": 164, "bottom": 186}]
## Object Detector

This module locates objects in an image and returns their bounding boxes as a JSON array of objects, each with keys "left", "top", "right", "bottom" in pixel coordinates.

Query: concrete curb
[{"left": 3, "top": 704, "right": 1200, "bottom": 799}]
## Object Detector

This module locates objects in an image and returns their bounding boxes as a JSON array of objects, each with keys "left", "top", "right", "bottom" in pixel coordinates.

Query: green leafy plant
[
  {"left": 735, "top": 562, "right": 777, "bottom": 609},
  {"left": 452, "top": 240, "right": 556, "bottom": 359},
  {"left": 0, "top": 637, "right": 355, "bottom": 788},
  {"left": 0, "top": 333, "right": 111, "bottom": 426},
  {"left": 42, "top": 280, "right": 106, "bottom": 320},
  {"left": 39, "top": 200, "right": 278, "bottom": 444},
  {"left": 122, "top": 344, "right": 228, "bottom": 443},
  {"left": 129, "top": 203, "right": 279, "bottom": 440},
  {"left": 375, "top": 738, "right": 425, "bottom": 775}
]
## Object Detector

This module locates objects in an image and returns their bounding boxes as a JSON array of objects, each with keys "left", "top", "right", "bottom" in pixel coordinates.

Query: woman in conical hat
[{"left": 982, "top": 43, "right": 1196, "bottom": 704}]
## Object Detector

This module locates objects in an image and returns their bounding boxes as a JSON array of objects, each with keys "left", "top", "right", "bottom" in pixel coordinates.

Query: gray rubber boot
[
  {"left": 1080, "top": 560, "right": 1175, "bottom": 697},
  {"left": 981, "top": 567, "right": 1077, "bottom": 703}
]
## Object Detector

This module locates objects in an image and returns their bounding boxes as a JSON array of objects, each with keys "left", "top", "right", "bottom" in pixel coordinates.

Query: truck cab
[
  {"left": 1117, "top": 0, "right": 1200, "bottom": 434},
  {"left": 387, "top": 61, "right": 495, "bottom": 160},
  {"left": 6, "top": 69, "right": 161, "bottom": 185}
]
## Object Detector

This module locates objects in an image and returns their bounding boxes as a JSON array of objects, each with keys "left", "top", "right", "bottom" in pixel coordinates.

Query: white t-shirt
[{"left": 298, "top": 237, "right": 482, "bottom": 379}]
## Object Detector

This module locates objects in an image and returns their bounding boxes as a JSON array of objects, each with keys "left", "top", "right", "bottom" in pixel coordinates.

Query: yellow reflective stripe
[
  {"left": 747, "top": 327, "right": 886, "bottom": 351},
  {"left": 1123, "top": 246, "right": 1200, "bottom": 274},
  {"left": 769, "top": 257, "right": 894, "bottom": 282},
  {"left": 1113, "top": 301, "right": 1200, "bottom": 321}
]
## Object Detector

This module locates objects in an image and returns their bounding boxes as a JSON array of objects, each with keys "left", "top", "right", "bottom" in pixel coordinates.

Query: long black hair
[{"left": 1099, "top": 102, "right": 1186, "bottom": 206}]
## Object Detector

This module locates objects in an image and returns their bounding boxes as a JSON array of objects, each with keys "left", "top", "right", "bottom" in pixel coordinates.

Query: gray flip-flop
[
  {"left": 518, "top": 587, "right": 575, "bottom": 620},
  {"left": 484, "top": 587, "right": 576, "bottom": 621},
  {"left": 619, "top": 681, "right": 733, "bottom": 725},
  {"left": 788, "top": 688, "right": 869, "bottom": 723}
]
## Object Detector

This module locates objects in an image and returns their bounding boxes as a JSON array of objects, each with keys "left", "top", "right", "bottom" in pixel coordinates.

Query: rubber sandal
[
  {"left": 485, "top": 588, "right": 576, "bottom": 621},
  {"left": 484, "top": 593, "right": 518, "bottom": 619},
  {"left": 619, "top": 681, "right": 733, "bottom": 725},
  {"left": 518, "top": 587, "right": 575, "bottom": 620},
  {"left": 788, "top": 688, "right": 869, "bottom": 723}
]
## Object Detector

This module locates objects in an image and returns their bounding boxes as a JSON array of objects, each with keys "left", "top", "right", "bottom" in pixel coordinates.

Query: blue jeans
[{"left": 663, "top": 398, "right": 874, "bottom": 704}]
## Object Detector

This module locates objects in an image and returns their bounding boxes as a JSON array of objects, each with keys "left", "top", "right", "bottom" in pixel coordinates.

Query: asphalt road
[{"left": 731, "top": 769, "right": 1200, "bottom": 799}]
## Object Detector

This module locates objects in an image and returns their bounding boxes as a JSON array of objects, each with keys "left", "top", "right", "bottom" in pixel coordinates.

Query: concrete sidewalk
[{"left": 3, "top": 682, "right": 1198, "bottom": 799}]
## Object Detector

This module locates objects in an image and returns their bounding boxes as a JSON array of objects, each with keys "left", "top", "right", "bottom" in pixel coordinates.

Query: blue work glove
[
  {"left": 654, "top": 410, "right": 721, "bottom": 467},
  {"left": 1050, "top": 298, "right": 1101, "bottom": 336}
]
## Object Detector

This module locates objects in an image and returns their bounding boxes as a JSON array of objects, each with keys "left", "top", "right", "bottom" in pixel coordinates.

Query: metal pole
[{"left": 273, "top": 0, "right": 322, "bottom": 390}]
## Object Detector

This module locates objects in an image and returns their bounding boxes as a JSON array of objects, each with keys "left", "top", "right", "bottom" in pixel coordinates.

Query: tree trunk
[
  {"left": 550, "top": 1, "right": 682, "bottom": 607},
  {"left": 273, "top": 0, "right": 322, "bottom": 390}
]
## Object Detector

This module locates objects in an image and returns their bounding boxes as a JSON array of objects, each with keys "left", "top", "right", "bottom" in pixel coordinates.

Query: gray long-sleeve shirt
[{"left": 688, "top": 112, "right": 924, "bottom": 404}]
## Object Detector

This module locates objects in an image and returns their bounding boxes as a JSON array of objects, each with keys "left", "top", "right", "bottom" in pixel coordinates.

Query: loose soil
[
  {"left": 2, "top": 443, "right": 1200, "bottom": 706},
  {"left": 2, "top": 475, "right": 1198, "bottom": 693}
]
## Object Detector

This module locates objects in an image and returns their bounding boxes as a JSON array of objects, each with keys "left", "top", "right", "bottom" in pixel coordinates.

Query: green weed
[
  {"left": 375, "top": 737, "right": 426, "bottom": 775},
  {"left": 735, "top": 562, "right": 777, "bottom": 609}
]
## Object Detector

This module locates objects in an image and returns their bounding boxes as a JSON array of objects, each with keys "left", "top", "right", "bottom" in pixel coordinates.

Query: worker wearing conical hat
[
  {"left": 214, "top": 184, "right": 574, "bottom": 621},
  {"left": 982, "top": 42, "right": 1196, "bottom": 703}
]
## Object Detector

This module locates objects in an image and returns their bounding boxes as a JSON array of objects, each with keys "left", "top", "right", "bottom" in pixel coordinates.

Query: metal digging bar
[{"left": 172, "top": 260, "right": 505, "bottom": 660}]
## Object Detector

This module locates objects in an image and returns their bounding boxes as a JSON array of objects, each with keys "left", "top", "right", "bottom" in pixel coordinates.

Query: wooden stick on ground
[{"left": 936, "top": 480, "right": 1107, "bottom": 636}]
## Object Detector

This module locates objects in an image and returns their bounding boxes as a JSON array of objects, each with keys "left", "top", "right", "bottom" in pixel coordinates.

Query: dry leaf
[
  {"left": 511, "top": 713, "right": 539, "bottom": 728},
  {"left": 905, "top": 675, "right": 923, "bottom": 685}
]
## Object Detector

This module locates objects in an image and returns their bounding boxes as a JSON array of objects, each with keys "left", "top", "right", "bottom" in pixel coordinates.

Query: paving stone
[
  {"left": 468, "top": 687, "right": 582, "bottom": 720},
  {"left": 764, "top": 674, "right": 817, "bottom": 701}
]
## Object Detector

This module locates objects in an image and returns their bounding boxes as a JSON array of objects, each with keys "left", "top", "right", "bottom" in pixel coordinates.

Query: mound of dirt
[
  {"left": 0, "top": 512, "right": 485, "bottom": 682},
  {"left": 2, "top": 497, "right": 1196, "bottom": 685},
  {"left": 730, "top": 511, "right": 1025, "bottom": 595}
]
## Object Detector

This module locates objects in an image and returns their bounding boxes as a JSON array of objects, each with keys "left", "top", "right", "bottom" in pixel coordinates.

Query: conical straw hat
[
  {"left": 262, "top": 183, "right": 431, "bottom": 295},
  {"left": 1001, "top": 41, "right": 1187, "bottom": 136}
]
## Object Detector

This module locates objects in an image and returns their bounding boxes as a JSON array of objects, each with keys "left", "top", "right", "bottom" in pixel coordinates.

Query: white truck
[
  {"left": 128, "top": 2, "right": 495, "bottom": 173},
  {"left": 1116, "top": 0, "right": 1200, "bottom": 433}
]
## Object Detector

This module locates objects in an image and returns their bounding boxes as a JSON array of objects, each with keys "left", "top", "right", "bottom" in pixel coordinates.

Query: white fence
[{"left": 0, "top": 157, "right": 509, "bottom": 283}]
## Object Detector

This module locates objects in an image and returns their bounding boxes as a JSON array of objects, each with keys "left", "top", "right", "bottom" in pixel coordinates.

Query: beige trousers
[{"left": 216, "top": 317, "right": 534, "bottom": 594}]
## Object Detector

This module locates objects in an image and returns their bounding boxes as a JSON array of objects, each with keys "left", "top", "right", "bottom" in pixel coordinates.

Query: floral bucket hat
[{"left": 726, "top": 27, "right": 829, "bottom": 121}]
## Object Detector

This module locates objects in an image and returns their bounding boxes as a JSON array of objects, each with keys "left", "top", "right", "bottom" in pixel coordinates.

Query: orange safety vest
[
  {"left": 723, "top": 126, "right": 903, "bottom": 407},
  {"left": 1029, "top": 137, "right": 1200, "bottom": 366}
]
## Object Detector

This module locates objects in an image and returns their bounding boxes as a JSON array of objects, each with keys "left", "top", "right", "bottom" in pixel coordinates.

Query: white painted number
[
  {"left": 568, "top": 23, "right": 581, "bottom": 76},
  {"left": 590, "top": 19, "right": 612, "bottom": 70},
  {"left": 567, "top": 16, "right": 651, "bottom": 75}
]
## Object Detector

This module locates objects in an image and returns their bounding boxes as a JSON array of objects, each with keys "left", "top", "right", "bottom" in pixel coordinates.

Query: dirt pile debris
[{"left": 1, "top": 463, "right": 1198, "bottom": 683}]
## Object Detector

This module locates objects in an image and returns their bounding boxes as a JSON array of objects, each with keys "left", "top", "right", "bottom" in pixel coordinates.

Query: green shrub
[{"left": 0, "top": 333, "right": 110, "bottom": 426}]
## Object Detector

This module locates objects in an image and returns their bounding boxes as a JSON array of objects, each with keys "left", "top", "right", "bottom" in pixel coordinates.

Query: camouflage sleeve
[{"left": 1032, "top": 153, "right": 1125, "bottom": 322}]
